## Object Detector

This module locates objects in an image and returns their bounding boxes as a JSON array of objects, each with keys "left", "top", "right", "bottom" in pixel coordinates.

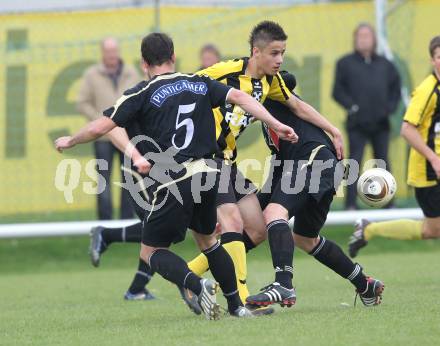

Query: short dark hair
[
  {"left": 429, "top": 35, "right": 440, "bottom": 57},
  {"left": 249, "top": 21, "right": 287, "bottom": 54},
  {"left": 141, "top": 32, "right": 174, "bottom": 66}
]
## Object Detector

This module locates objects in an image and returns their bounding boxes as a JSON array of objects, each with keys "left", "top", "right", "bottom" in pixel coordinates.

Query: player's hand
[
  {"left": 331, "top": 128, "right": 344, "bottom": 160},
  {"left": 55, "top": 136, "right": 74, "bottom": 153},
  {"left": 133, "top": 155, "right": 152, "bottom": 175},
  {"left": 430, "top": 155, "right": 440, "bottom": 179},
  {"left": 274, "top": 123, "right": 299, "bottom": 143}
]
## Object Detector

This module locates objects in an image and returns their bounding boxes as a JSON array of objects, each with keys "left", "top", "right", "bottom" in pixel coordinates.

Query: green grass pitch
[{"left": 1, "top": 226, "right": 439, "bottom": 345}]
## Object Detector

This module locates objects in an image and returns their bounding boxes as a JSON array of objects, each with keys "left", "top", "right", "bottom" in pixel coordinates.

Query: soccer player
[
  {"left": 245, "top": 71, "right": 384, "bottom": 307},
  {"left": 54, "top": 32, "right": 297, "bottom": 319},
  {"left": 88, "top": 44, "right": 222, "bottom": 302},
  {"left": 183, "top": 20, "right": 344, "bottom": 308},
  {"left": 349, "top": 35, "right": 440, "bottom": 257}
]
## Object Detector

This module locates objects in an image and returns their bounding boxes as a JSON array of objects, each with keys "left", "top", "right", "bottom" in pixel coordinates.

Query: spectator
[
  {"left": 332, "top": 23, "right": 401, "bottom": 210},
  {"left": 77, "top": 37, "right": 140, "bottom": 219},
  {"left": 199, "top": 43, "right": 221, "bottom": 69}
]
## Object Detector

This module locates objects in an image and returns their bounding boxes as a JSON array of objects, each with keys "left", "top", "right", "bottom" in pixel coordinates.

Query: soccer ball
[{"left": 357, "top": 168, "right": 397, "bottom": 208}]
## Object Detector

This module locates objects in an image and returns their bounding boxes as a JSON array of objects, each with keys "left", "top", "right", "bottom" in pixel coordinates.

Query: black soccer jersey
[
  {"left": 103, "top": 72, "right": 232, "bottom": 164},
  {"left": 262, "top": 98, "right": 335, "bottom": 160}
]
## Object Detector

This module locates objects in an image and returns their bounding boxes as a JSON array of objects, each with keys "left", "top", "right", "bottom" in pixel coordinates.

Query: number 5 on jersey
[{"left": 172, "top": 103, "right": 196, "bottom": 150}]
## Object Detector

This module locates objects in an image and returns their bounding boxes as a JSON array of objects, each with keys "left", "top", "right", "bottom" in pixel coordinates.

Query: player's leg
[
  {"left": 89, "top": 223, "right": 143, "bottom": 265},
  {"left": 186, "top": 201, "right": 242, "bottom": 276},
  {"left": 188, "top": 165, "right": 249, "bottom": 302},
  {"left": 140, "top": 243, "right": 220, "bottom": 320},
  {"left": 294, "top": 191, "right": 384, "bottom": 306},
  {"left": 245, "top": 202, "right": 296, "bottom": 307},
  {"left": 237, "top": 193, "right": 267, "bottom": 251},
  {"left": 350, "top": 216, "right": 440, "bottom": 257},
  {"left": 244, "top": 163, "right": 283, "bottom": 254},
  {"left": 348, "top": 218, "right": 423, "bottom": 258},
  {"left": 191, "top": 231, "right": 250, "bottom": 317},
  {"left": 190, "top": 168, "right": 251, "bottom": 317},
  {"left": 184, "top": 205, "right": 243, "bottom": 313},
  {"left": 122, "top": 183, "right": 159, "bottom": 299},
  {"left": 123, "top": 257, "right": 155, "bottom": 300},
  {"left": 102, "top": 222, "right": 142, "bottom": 246},
  {"left": 217, "top": 165, "right": 262, "bottom": 302},
  {"left": 422, "top": 216, "right": 440, "bottom": 238},
  {"left": 245, "top": 158, "right": 301, "bottom": 307},
  {"left": 141, "top": 178, "right": 222, "bottom": 320},
  {"left": 88, "top": 166, "right": 146, "bottom": 267},
  {"left": 215, "top": 203, "right": 250, "bottom": 303},
  {"left": 348, "top": 184, "right": 440, "bottom": 257}
]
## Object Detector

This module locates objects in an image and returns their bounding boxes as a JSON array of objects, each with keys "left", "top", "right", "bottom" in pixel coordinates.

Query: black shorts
[
  {"left": 257, "top": 155, "right": 283, "bottom": 210},
  {"left": 259, "top": 147, "right": 340, "bottom": 238},
  {"left": 141, "top": 159, "right": 219, "bottom": 247},
  {"left": 215, "top": 161, "right": 257, "bottom": 207},
  {"left": 415, "top": 184, "right": 440, "bottom": 218}
]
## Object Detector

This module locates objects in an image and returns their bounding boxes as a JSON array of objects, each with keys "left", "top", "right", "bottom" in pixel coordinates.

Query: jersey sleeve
[
  {"left": 403, "top": 76, "right": 437, "bottom": 126},
  {"left": 103, "top": 87, "right": 144, "bottom": 127},
  {"left": 202, "top": 76, "right": 232, "bottom": 108},
  {"left": 196, "top": 59, "right": 244, "bottom": 81},
  {"left": 267, "top": 73, "right": 293, "bottom": 102}
]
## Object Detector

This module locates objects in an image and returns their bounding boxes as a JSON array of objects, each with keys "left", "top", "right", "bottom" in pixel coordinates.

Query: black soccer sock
[
  {"left": 203, "top": 241, "right": 242, "bottom": 313},
  {"left": 309, "top": 237, "right": 368, "bottom": 292},
  {"left": 101, "top": 223, "right": 142, "bottom": 245},
  {"left": 124, "top": 222, "right": 143, "bottom": 242},
  {"left": 101, "top": 228, "right": 122, "bottom": 245},
  {"left": 242, "top": 230, "right": 256, "bottom": 253},
  {"left": 127, "top": 258, "right": 155, "bottom": 294},
  {"left": 267, "top": 219, "right": 294, "bottom": 289},
  {"left": 149, "top": 249, "right": 202, "bottom": 295},
  {"left": 220, "top": 232, "right": 243, "bottom": 244}
]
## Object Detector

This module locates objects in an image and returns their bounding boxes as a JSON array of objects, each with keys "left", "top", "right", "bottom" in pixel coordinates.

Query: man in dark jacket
[{"left": 332, "top": 23, "right": 401, "bottom": 209}]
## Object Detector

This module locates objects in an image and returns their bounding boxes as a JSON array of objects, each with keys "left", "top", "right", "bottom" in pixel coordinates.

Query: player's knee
[
  {"left": 139, "top": 244, "right": 156, "bottom": 265},
  {"left": 218, "top": 204, "right": 244, "bottom": 232},
  {"left": 293, "top": 233, "right": 319, "bottom": 253},
  {"left": 245, "top": 225, "right": 267, "bottom": 245},
  {"left": 263, "top": 203, "right": 288, "bottom": 225},
  {"left": 243, "top": 218, "right": 266, "bottom": 245},
  {"left": 255, "top": 228, "right": 267, "bottom": 244},
  {"left": 422, "top": 221, "right": 440, "bottom": 239},
  {"left": 192, "top": 232, "right": 218, "bottom": 251}
]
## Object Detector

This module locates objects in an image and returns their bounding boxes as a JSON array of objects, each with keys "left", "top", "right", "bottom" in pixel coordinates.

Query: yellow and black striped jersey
[
  {"left": 197, "top": 57, "right": 292, "bottom": 161},
  {"left": 403, "top": 73, "right": 440, "bottom": 187}
]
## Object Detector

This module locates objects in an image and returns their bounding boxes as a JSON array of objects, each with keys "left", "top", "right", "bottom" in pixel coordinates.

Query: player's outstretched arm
[
  {"left": 54, "top": 116, "right": 116, "bottom": 152},
  {"left": 285, "top": 94, "right": 344, "bottom": 159},
  {"left": 401, "top": 121, "right": 440, "bottom": 178},
  {"left": 226, "top": 88, "right": 298, "bottom": 143},
  {"left": 107, "top": 126, "right": 134, "bottom": 154},
  {"left": 107, "top": 127, "right": 151, "bottom": 174}
]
